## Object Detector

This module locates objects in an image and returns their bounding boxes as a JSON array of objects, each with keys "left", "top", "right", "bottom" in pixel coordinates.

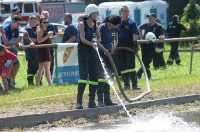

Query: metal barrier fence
[{"left": 4, "top": 37, "right": 198, "bottom": 102}]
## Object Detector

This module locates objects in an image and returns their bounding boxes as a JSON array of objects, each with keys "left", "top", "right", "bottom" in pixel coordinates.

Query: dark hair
[
  {"left": 121, "top": 5, "right": 128, "bottom": 12},
  {"left": 12, "top": 15, "right": 22, "bottom": 21},
  {"left": 0, "top": 44, "right": 5, "bottom": 52},
  {"left": 64, "top": 13, "right": 72, "bottom": 21},
  {"left": 39, "top": 15, "right": 47, "bottom": 28},
  {"left": 103, "top": 15, "right": 121, "bottom": 26},
  {"left": 82, "top": 15, "right": 97, "bottom": 26},
  {"left": 155, "top": 18, "right": 161, "bottom": 23},
  {"left": 172, "top": 15, "right": 179, "bottom": 22},
  {"left": 82, "top": 15, "right": 89, "bottom": 21}
]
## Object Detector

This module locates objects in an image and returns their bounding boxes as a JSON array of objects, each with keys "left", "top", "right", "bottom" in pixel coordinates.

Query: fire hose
[{"left": 97, "top": 42, "right": 151, "bottom": 102}]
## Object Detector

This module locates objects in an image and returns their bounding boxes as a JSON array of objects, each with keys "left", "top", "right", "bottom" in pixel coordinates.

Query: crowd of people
[{"left": 0, "top": 4, "right": 194, "bottom": 109}]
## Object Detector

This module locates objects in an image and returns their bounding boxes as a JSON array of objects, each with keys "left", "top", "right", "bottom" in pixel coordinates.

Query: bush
[{"left": 180, "top": 1, "right": 200, "bottom": 47}]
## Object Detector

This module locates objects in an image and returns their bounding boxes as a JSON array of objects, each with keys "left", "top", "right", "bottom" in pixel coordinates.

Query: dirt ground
[
  {"left": 0, "top": 84, "right": 200, "bottom": 118},
  {"left": 0, "top": 84, "right": 200, "bottom": 131}
]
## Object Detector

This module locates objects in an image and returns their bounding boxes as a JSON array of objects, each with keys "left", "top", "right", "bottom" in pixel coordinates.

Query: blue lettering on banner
[{"left": 53, "top": 65, "right": 79, "bottom": 83}]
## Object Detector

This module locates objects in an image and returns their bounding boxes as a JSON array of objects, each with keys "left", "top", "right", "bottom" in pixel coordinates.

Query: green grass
[{"left": 1, "top": 47, "right": 200, "bottom": 109}]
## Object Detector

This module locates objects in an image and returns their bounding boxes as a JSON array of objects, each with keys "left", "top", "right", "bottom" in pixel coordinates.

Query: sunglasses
[
  {"left": 42, "top": 22, "right": 48, "bottom": 24},
  {"left": 13, "top": 18, "right": 22, "bottom": 22}
]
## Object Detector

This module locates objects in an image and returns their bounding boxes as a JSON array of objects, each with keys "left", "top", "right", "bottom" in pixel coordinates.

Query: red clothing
[
  {"left": 1, "top": 66, "right": 12, "bottom": 79},
  {"left": 0, "top": 49, "right": 17, "bottom": 69}
]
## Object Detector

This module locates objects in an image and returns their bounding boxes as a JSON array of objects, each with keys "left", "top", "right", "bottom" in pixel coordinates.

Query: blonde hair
[{"left": 29, "top": 15, "right": 38, "bottom": 20}]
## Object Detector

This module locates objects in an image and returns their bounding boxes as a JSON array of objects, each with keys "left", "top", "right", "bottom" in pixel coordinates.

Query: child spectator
[
  {"left": 0, "top": 45, "right": 17, "bottom": 94},
  {"left": 0, "top": 25, "right": 8, "bottom": 91}
]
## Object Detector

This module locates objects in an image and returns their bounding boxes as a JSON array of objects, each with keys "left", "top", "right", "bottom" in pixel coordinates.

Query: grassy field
[{"left": 0, "top": 45, "right": 200, "bottom": 117}]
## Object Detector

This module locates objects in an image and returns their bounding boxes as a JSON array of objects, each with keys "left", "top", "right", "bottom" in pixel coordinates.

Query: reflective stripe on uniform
[
  {"left": 78, "top": 80, "right": 98, "bottom": 85},
  {"left": 89, "top": 81, "right": 98, "bottom": 85},
  {"left": 92, "top": 33, "right": 96, "bottom": 37},
  {"left": 98, "top": 78, "right": 108, "bottom": 83},
  {"left": 27, "top": 74, "right": 34, "bottom": 77},
  {"left": 121, "top": 68, "right": 135, "bottom": 74},
  {"left": 78, "top": 79, "right": 88, "bottom": 84},
  {"left": 155, "top": 47, "right": 164, "bottom": 53}
]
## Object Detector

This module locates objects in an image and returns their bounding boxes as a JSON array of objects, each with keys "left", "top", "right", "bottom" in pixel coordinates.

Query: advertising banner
[{"left": 52, "top": 43, "right": 79, "bottom": 84}]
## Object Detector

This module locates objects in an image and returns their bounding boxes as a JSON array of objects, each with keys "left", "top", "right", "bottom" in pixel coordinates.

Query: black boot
[
  {"left": 137, "top": 68, "right": 143, "bottom": 79},
  {"left": 0, "top": 83, "right": 3, "bottom": 91},
  {"left": 97, "top": 82, "right": 106, "bottom": 107},
  {"left": 104, "top": 84, "right": 117, "bottom": 106},
  {"left": 27, "top": 76, "right": 34, "bottom": 86},
  {"left": 130, "top": 71, "right": 140, "bottom": 90},
  {"left": 88, "top": 85, "right": 97, "bottom": 108},
  {"left": 122, "top": 74, "right": 130, "bottom": 90},
  {"left": 75, "top": 83, "right": 86, "bottom": 109}
]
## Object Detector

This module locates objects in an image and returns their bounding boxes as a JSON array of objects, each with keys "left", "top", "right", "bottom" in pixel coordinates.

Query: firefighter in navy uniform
[
  {"left": 137, "top": 13, "right": 165, "bottom": 79},
  {"left": 97, "top": 15, "right": 121, "bottom": 107},
  {"left": 153, "top": 18, "right": 166, "bottom": 70},
  {"left": 23, "top": 16, "right": 38, "bottom": 85},
  {"left": 166, "top": 15, "right": 194, "bottom": 65},
  {"left": 76, "top": 4, "right": 100, "bottom": 109},
  {"left": 117, "top": 5, "right": 140, "bottom": 90}
]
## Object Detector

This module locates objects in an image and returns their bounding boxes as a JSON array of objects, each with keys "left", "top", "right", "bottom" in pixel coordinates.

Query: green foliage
[{"left": 180, "top": 2, "right": 200, "bottom": 46}]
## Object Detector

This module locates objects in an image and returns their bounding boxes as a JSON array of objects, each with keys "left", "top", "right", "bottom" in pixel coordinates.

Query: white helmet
[
  {"left": 85, "top": 4, "right": 98, "bottom": 16},
  {"left": 145, "top": 32, "right": 156, "bottom": 43}
]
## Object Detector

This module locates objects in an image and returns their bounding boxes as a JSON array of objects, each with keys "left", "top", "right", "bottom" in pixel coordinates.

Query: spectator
[
  {"left": 41, "top": 11, "right": 56, "bottom": 76},
  {"left": 0, "top": 26, "right": 8, "bottom": 91},
  {"left": 0, "top": 25, "right": 8, "bottom": 44},
  {"left": 76, "top": 4, "right": 100, "bottom": 109},
  {"left": 166, "top": 15, "right": 194, "bottom": 65},
  {"left": 23, "top": 15, "right": 38, "bottom": 85},
  {"left": 137, "top": 13, "right": 165, "bottom": 79},
  {"left": 118, "top": 5, "right": 140, "bottom": 90},
  {"left": 61, "top": 13, "right": 78, "bottom": 43},
  {"left": 97, "top": 15, "right": 121, "bottom": 107},
  {"left": 3, "top": 7, "right": 31, "bottom": 44},
  {"left": 0, "top": 45, "right": 17, "bottom": 94},
  {"left": 3, "top": 7, "right": 22, "bottom": 29},
  {"left": 153, "top": 18, "right": 166, "bottom": 69},
  {"left": 4, "top": 15, "right": 23, "bottom": 89},
  {"left": 35, "top": 15, "right": 52, "bottom": 86}
]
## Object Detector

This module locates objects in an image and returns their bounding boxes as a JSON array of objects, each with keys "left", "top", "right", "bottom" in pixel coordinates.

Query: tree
[{"left": 180, "top": 0, "right": 200, "bottom": 46}]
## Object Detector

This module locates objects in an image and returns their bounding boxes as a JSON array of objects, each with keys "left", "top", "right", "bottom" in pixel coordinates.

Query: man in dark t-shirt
[
  {"left": 166, "top": 15, "right": 194, "bottom": 65},
  {"left": 61, "top": 13, "right": 77, "bottom": 43}
]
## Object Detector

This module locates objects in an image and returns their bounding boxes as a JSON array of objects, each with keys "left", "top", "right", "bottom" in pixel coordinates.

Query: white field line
[{"left": 13, "top": 92, "right": 88, "bottom": 103}]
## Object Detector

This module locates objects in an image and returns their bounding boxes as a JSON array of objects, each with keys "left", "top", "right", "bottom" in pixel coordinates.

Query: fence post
[
  {"left": 189, "top": 41, "right": 194, "bottom": 74},
  {"left": 54, "top": 45, "right": 59, "bottom": 84}
]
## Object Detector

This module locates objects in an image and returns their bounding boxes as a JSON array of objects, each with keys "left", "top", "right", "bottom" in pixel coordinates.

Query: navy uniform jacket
[
  {"left": 118, "top": 18, "right": 138, "bottom": 48},
  {"left": 166, "top": 21, "right": 187, "bottom": 38}
]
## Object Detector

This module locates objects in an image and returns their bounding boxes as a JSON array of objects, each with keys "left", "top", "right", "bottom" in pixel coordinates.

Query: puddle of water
[{"left": 48, "top": 111, "right": 200, "bottom": 132}]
